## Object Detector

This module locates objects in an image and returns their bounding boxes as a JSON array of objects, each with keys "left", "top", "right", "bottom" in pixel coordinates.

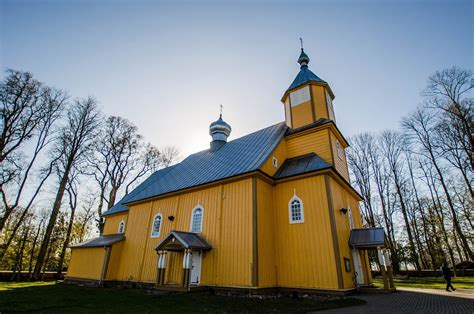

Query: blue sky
[{"left": 1, "top": 0, "right": 472, "bottom": 157}]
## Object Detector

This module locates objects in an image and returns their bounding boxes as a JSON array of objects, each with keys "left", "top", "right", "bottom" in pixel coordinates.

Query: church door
[{"left": 190, "top": 251, "right": 202, "bottom": 285}]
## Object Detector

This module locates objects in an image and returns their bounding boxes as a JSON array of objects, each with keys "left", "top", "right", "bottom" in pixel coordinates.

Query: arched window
[
  {"left": 118, "top": 220, "right": 125, "bottom": 234},
  {"left": 151, "top": 213, "right": 163, "bottom": 238},
  {"left": 190, "top": 206, "right": 203, "bottom": 233},
  {"left": 289, "top": 195, "right": 304, "bottom": 224}
]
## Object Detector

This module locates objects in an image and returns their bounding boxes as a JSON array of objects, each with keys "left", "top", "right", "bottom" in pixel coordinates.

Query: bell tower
[{"left": 282, "top": 46, "right": 336, "bottom": 129}]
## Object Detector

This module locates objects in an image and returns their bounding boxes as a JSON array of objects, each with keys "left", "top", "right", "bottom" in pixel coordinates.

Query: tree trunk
[
  {"left": 28, "top": 219, "right": 43, "bottom": 279},
  {"left": 393, "top": 175, "right": 421, "bottom": 272},
  {"left": 429, "top": 151, "right": 473, "bottom": 260},
  {"left": 32, "top": 168, "right": 71, "bottom": 280},
  {"left": 56, "top": 201, "right": 76, "bottom": 277}
]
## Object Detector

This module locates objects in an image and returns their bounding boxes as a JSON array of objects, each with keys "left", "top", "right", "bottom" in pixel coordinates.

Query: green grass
[
  {"left": 373, "top": 276, "right": 474, "bottom": 289},
  {"left": 0, "top": 281, "right": 365, "bottom": 313}
]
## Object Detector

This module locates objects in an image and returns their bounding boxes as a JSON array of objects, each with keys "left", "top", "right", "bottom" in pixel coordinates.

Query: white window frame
[
  {"left": 290, "top": 86, "right": 311, "bottom": 107},
  {"left": 150, "top": 213, "right": 163, "bottom": 238},
  {"left": 118, "top": 219, "right": 126, "bottom": 234},
  {"left": 272, "top": 156, "right": 278, "bottom": 168},
  {"left": 336, "top": 139, "right": 344, "bottom": 160},
  {"left": 348, "top": 206, "right": 354, "bottom": 230},
  {"left": 190, "top": 206, "right": 204, "bottom": 233},
  {"left": 288, "top": 195, "right": 304, "bottom": 224}
]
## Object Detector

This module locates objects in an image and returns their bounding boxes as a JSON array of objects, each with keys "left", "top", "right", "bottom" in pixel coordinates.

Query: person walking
[{"left": 440, "top": 262, "right": 456, "bottom": 292}]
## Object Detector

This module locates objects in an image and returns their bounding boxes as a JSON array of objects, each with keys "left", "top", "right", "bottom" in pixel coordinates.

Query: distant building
[{"left": 67, "top": 48, "right": 377, "bottom": 293}]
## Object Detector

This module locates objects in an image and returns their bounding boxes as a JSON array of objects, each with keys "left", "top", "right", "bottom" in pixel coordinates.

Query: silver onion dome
[{"left": 209, "top": 114, "right": 231, "bottom": 151}]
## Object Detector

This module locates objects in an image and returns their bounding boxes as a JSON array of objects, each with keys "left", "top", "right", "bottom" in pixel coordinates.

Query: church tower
[{"left": 281, "top": 47, "right": 336, "bottom": 129}]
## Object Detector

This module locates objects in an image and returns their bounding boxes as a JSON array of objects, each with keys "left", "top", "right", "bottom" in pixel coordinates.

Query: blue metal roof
[
  {"left": 274, "top": 153, "right": 331, "bottom": 179},
  {"left": 287, "top": 66, "right": 326, "bottom": 91},
  {"left": 104, "top": 122, "right": 288, "bottom": 216}
]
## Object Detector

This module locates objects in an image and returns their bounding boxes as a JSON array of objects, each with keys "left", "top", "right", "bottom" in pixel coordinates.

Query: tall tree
[
  {"left": 87, "top": 116, "right": 166, "bottom": 233},
  {"left": 32, "top": 97, "right": 100, "bottom": 279},
  {"left": 380, "top": 130, "right": 421, "bottom": 271},
  {"left": 402, "top": 107, "right": 473, "bottom": 260},
  {"left": 347, "top": 133, "right": 376, "bottom": 227},
  {"left": 423, "top": 67, "right": 473, "bottom": 171},
  {"left": 0, "top": 70, "right": 66, "bottom": 233}
]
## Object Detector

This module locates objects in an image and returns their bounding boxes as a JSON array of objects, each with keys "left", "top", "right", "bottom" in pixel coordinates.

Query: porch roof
[
  {"left": 155, "top": 231, "right": 212, "bottom": 252},
  {"left": 349, "top": 227, "right": 386, "bottom": 249},
  {"left": 70, "top": 233, "right": 125, "bottom": 248}
]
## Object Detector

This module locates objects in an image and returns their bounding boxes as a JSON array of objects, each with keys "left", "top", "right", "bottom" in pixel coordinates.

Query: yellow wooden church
[{"left": 66, "top": 48, "right": 380, "bottom": 294}]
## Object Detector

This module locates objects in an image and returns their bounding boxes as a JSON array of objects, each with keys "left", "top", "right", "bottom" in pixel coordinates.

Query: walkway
[{"left": 322, "top": 288, "right": 474, "bottom": 314}]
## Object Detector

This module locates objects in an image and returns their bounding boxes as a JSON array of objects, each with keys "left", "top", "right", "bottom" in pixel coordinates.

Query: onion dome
[
  {"left": 209, "top": 114, "right": 231, "bottom": 151},
  {"left": 297, "top": 48, "right": 310, "bottom": 68}
]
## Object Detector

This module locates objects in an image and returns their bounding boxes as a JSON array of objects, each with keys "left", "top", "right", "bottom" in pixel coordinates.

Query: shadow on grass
[{"left": 0, "top": 282, "right": 365, "bottom": 313}]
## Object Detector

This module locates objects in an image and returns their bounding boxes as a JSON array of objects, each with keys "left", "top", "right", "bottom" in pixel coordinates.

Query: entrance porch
[{"left": 154, "top": 231, "right": 212, "bottom": 292}]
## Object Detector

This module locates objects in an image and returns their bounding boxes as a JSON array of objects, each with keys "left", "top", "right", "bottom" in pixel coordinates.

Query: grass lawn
[
  {"left": 0, "top": 281, "right": 365, "bottom": 313},
  {"left": 373, "top": 276, "right": 474, "bottom": 290}
]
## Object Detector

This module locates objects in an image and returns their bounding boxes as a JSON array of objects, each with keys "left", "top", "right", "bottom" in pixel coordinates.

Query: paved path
[{"left": 322, "top": 288, "right": 474, "bottom": 314}]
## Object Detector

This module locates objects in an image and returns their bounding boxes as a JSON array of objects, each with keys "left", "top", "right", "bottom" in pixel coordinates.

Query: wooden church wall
[
  {"left": 273, "top": 175, "right": 339, "bottom": 289},
  {"left": 102, "top": 179, "right": 254, "bottom": 287},
  {"left": 103, "top": 212, "right": 128, "bottom": 235},
  {"left": 67, "top": 247, "right": 106, "bottom": 280}
]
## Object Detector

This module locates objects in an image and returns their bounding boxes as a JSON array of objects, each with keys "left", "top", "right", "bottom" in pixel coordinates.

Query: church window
[
  {"left": 325, "top": 89, "right": 336, "bottom": 121},
  {"left": 151, "top": 213, "right": 163, "bottom": 238},
  {"left": 272, "top": 156, "right": 278, "bottom": 168},
  {"left": 288, "top": 195, "right": 304, "bottom": 224},
  {"left": 348, "top": 207, "right": 354, "bottom": 229},
  {"left": 118, "top": 220, "right": 125, "bottom": 234},
  {"left": 191, "top": 206, "right": 203, "bottom": 233},
  {"left": 336, "top": 140, "right": 343, "bottom": 160},
  {"left": 290, "top": 86, "right": 311, "bottom": 107}
]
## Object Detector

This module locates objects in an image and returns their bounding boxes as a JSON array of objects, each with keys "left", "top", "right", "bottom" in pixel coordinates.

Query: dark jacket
[{"left": 441, "top": 265, "right": 451, "bottom": 278}]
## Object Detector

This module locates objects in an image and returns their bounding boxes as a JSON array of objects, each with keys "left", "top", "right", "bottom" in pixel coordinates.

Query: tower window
[
  {"left": 325, "top": 89, "right": 336, "bottom": 121},
  {"left": 288, "top": 195, "right": 304, "bottom": 224},
  {"left": 272, "top": 156, "right": 278, "bottom": 168},
  {"left": 151, "top": 213, "right": 163, "bottom": 238},
  {"left": 118, "top": 220, "right": 125, "bottom": 234},
  {"left": 336, "top": 140, "right": 344, "bottom": 160},
  {"left": 190, "top": 206, "right": 203, "bottom": 233},
  {"left": 289, "top": 86, "right": 311, "bottom": 107}
]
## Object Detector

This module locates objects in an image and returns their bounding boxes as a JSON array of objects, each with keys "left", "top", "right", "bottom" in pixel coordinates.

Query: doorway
[{"left": 190, "top": 251, "right": 202, "bottom": 285}]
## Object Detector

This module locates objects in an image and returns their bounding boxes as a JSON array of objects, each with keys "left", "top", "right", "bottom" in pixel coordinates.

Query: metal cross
[
  {"left": 220, "top": 104, "right": 223, "bottom": 116},
  {"left": 299, "top": 37, "right": 304, "bottom": 49}
]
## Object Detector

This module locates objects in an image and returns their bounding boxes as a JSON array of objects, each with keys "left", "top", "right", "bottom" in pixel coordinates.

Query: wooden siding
[
  {"left": 311, "top": 85, "right": 329, "bottom": 121},
  {"left": 329, "top": 131, "right": 350, "bottom": 182},
  {"left": 106, "top": 242, "right": 123, "bottom": 280},
  {"left": 103, "top": 212, "right": 128, "bottom": 235},
  {"left": 256, "top": 179, "right": 277, "bottom": 287},
  {"left": 105, "top": 179, "right": 253, "bottom": 287},
  {"left": 286, "top": 129, "right": 332, "bottom": 163},
  {"left": 67, "top": 247, "right": 105, "bottom": 280},
  {"left": 291, "top": 101, "right": 313, "bottom": 129},
  {"left": 165, "top": 252, "right": 184, "bottom": 284},
  {"left": 260, "top": 139, "right": 287, "bottom": 176},
  {"left": 329, "top": 176, "right": 371, "bottom": 288},
  {"left": 114, "top": 202, "right": 153, "bottom": 282},
  {"left": 273, "top": 176, "right": 339, "bottom": 289}
]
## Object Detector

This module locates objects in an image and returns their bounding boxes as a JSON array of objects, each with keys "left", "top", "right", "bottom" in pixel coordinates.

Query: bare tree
[
  {"left": 87, "top": 116, "right": 163, "bottom": 233},
  {"left": 380, "top": 130, "right": 421, "bottom": 271},
  {"left": 402, "top": 107, "right": 473, "bottom": 260},
  {"left": 347, "top": 133, "right": 376, "bottom": 227},
  {"left": 424, "top": 67, "right": 473, "bottom": 171},
  {"left": 32, "top": 97, "right": 101, "bottom": 279},
  {"left": 0, "top": 70, "right": 66, "bottom": 233},
  {"left": 56, "top": 169, "right": 79, "bottom": 277}
]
